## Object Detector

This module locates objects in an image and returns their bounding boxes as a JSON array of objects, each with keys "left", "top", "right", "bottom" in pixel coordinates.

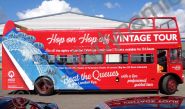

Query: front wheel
[
  {"left": 160, "top": 75, "right": 178, "bottom": 95},
  {"left": 34, "top": 77, "right": 54, "bottom": 96}
]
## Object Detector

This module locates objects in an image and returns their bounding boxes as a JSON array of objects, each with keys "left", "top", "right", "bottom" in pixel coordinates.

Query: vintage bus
[{"left": 2, "top": 17, "right": 184, "bottom": 96}]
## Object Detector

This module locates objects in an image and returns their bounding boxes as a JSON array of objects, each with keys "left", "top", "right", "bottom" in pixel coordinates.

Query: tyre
[
  {"left": 160, "top": 75, "right": 178, "bottom": 95},
  {"left": 34, "top": 77, "right": 54, "bottom": 96}
]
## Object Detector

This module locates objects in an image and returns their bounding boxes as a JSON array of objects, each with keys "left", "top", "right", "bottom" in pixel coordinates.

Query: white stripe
[
  {"left": 2, "top": 43, "right": 34, "bottom": 90},
  {"left": 113, "top": 31, "right": 178, "bottom": 34},
  {"left": 113, "top": 42, "right": 178, "bottom": 45}
]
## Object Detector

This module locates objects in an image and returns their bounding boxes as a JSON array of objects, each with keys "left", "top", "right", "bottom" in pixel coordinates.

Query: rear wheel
[
  {"left": 34, "top": 77, "right": 54, "bottom": 96},
  {"left": 160, "top": 75, "right": 178, "bottom": 95}
]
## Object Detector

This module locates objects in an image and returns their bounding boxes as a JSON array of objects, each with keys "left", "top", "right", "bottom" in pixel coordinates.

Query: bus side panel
[
  {"left": 61, "top": 64, "right": 159, "bottom": 90},
  {"left": 2, "top": 46, "right": 28, "bottom": 90}
]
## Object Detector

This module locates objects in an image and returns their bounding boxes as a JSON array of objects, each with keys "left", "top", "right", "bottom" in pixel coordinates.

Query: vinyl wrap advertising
[{"left": 2, "top": 18, "right": 184, "bottom": 95}]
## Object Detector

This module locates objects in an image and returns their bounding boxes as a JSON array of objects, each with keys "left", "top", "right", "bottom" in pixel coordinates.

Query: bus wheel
[
  {"left": 34, "top": 77, "right": 54, "bottom": 96},
  {"left": 161, "top": 75, "right": 177, "bottom": 95}
]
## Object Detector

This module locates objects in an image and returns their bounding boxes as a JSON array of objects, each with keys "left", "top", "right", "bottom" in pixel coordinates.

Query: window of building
[
  {"left": 81, "top": 54, "right": 103, "bottom": 64},
  {"left": 131, "top": 54, "right": 154, "bottom": 64},
  {"left": 106, "top": 54, "right": 128, "bottom": 64}
]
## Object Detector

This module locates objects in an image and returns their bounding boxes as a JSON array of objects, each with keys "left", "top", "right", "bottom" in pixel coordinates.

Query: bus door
[{"left": 157, "top": 49, "right": 168, "bottom": 73}]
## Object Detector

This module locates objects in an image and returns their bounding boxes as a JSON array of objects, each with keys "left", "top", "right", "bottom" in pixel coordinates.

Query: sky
[
  {"left": 0, "top": 0, "right": 185, "bottom": 32},
  {"left": 0, "top": 0, "right": 161, "bottom": 21}
]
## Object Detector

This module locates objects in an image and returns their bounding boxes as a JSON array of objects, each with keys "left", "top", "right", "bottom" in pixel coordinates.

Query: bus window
[
  {"left": 41, "top": 54, "right": 48, "bottom": 60},
  {"left": 170, "top": 49, "right": 181, "bottom": 63},
  {"left": 131, "top": 54, "right": 154, "bottom": 64},
  {"left": 81, "top": 54, "right": 103, "bottom": 64},
  {"left": 47, "top": 55, "right": 55, "bottom": 64},
  {"left": 156, "top": 18, "right": 177, "bottom": 29},
  {"left": 168, "top": 20, "right": 176, "bottom": 29},
  {"left": 122, "top": 54, "right": 129, "bottom": 63},
  {"left": 56, "top": 55, "right": 79, "bottom": 65},
  {"left": 67, "top": 55, "right": 79, "bottom": 64},
  {"left": 157, "top": 50, "right": 167, "bottom": 72},
  {"left": 32, "top": 54, "right": 48, "bottom": 65},
  {"left": 130, "top": 18, "right": 153, "bottom": 30},
  {"left": 106, "top": 54, "right": 128, "bottom": 64},
  {"left": 33, "top": 42, "right": 44, "bottom": 49},
  {"left": 182, "top": 50, "right": 185, "bottom": 57},
  {"left": 56, "top": 55, "right": 67, "bottom": 64}
]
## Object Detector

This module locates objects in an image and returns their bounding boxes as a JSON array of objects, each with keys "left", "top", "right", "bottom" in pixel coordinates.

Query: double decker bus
[{"left": 2, "top": 17, "right": 184, "bottom": 96}]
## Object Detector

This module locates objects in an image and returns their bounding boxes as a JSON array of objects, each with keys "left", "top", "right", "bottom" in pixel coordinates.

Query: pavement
[{"left": 0, "top": 70, "right": 185, "bottom": 109}]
